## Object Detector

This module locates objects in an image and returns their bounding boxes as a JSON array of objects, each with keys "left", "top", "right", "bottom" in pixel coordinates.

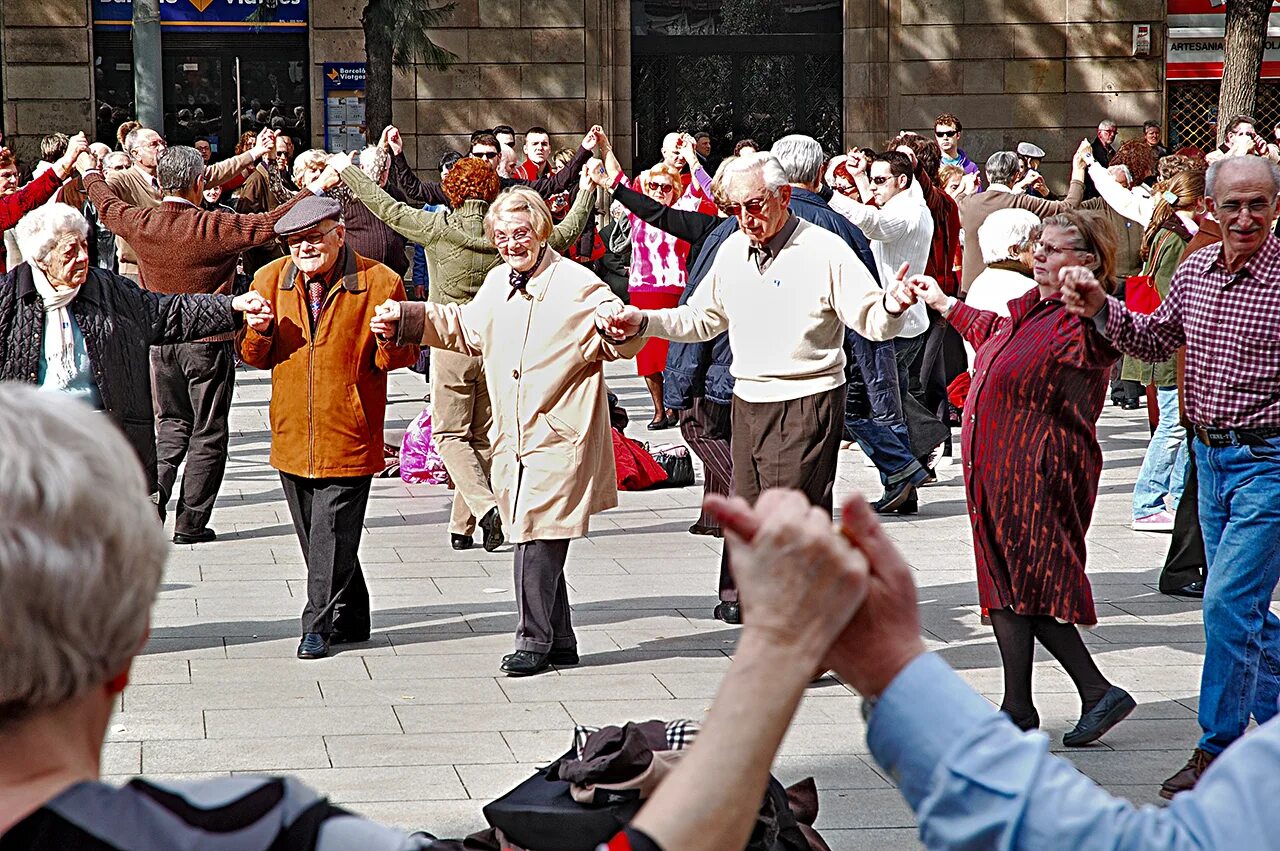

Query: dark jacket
[
  {"left": 663, "top": 217, "right": 740, "bottom": 408},
  {"left": 0, "top": 264, "right": 236, "bottom": 493}
]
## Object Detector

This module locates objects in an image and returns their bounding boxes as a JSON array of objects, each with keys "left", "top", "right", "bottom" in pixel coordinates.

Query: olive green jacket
[
  {"left": 1121, "top": 225, "right": 1187, "bottom": 387},
  {"left": 339, "top": 166, "right": 593, "bottom": 305}
]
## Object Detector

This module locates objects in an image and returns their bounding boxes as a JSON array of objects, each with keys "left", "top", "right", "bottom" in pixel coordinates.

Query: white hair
[
  {"left": 103, "top": 151, "right": 131, "bottom": 171},
  {"left": 0, "top": 384, "right": 166, "bottom": 725},
  {"left": 721, "top": 151, "right": 789, "bottom": 196},
  {"left": 13, "top": 203, "right": 90, "bottom": 264},
  {"left": 1098, "top": 120, "right": 1118, "bottom": 131},
  {"left": 358, "top": 145, "right": 390, "bottom": 184},
  {"left": 292, "top": 149, "right": 330, "bottom": 186},
  {"left": 979, "top": 207, "right": 1041, "bottom": 265},
  {"left": 771, "top": 135, "right": 825, "bottom": 186}
]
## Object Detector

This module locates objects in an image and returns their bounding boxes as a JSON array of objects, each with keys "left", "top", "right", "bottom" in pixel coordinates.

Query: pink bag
[{"left": 399, "top": 408, "right": 452, "bottom": 486}]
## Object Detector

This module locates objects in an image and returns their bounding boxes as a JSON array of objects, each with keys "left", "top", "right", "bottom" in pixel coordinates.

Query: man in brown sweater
[
  {"left": 82, "top": 145, "right": 314, "bottom": 544},
  {"left": 107, "top": 126, "right": 275, "bottom": 280}
]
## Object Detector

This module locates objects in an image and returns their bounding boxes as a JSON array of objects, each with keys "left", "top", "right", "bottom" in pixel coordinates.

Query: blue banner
[{"left": 93, "top": 0, "right": 308, "bottom": 32}]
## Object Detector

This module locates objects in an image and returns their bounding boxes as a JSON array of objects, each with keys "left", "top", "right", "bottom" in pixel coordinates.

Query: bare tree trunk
[
  {"left": 1218, "top": 0, "right": 1272, "bottom": 145},
  {"left": 362, "top": 0, "right": 394, "bottom": 145}
]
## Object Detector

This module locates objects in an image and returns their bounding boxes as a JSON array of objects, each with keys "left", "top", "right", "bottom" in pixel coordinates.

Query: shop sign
[
  {"left": 93, "top": 0, "right": 308, "bottom": 32},
  {"left": 1168, "top": 0, "right": 1280, "bottom": 79}
]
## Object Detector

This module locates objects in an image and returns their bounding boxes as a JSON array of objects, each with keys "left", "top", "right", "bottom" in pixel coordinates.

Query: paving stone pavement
[{"left": 113, "top": 361, "right": 1241, "bottom": 848}]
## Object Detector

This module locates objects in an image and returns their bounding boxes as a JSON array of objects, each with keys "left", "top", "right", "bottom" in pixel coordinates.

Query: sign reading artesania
[
  {"left": 93, "top": 0, "right": 308, "bottom": 32},
  {"left": 1168, "top": 0, "right": 1280, "bottom": 79}
]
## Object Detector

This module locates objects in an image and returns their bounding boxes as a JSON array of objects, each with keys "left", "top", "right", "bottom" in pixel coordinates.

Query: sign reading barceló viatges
[
  {"left": 92, "top": 0, "right": 308, "bottom": 33},
  {"left": 1168, "top": 0, "right": 1280, "bottom": 80}
]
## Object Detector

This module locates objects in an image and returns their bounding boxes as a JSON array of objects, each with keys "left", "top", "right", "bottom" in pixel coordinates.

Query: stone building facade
[{"left": 0, "top": 0, "right": 1237, "bottom": 183}]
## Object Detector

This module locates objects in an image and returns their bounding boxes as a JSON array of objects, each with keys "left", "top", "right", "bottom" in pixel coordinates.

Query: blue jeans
[
  {"left": 1132, "top": 386, "right": 1188, "bottom": 518},
  {"left": 1195, "top": 435, "right": 1280, "bottom": 755},
  {"left": 845, "top": 332, "right": 922, "bottom": 487}
]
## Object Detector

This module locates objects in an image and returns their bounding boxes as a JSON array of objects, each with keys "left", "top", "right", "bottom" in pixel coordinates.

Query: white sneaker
[{"left": 1132, "top": 511, "right": 1175, "bottom": 532}]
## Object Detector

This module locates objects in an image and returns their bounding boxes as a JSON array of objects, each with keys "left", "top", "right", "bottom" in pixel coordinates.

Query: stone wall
[
  {"left": 1, "top": 0, "right": 94, "bottom": 157},
  {"left": 310, "top": 0, "right": 634, "bottom": 178},
  {"left": 846, "top": 0, "right": 1166, "bottom": 184}
]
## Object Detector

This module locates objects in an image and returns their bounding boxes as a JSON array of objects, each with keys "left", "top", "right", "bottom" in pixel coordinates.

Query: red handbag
[{"left": 1125, "top": 275, "right": 1161, "bottom": 315}]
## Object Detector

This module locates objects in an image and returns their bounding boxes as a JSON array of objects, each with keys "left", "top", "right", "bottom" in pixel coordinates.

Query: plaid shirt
[{"left": 1100, "top": 233, "right": 1280, "bottom": 429}]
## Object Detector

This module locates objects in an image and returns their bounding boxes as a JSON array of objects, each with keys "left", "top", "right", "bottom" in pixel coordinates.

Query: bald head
[
  {"left": 1207, "top": 154, "right": 1280, "bottom": 200},
  {"left": 661, "top": 132, "right": 684, "bottom": 169}
]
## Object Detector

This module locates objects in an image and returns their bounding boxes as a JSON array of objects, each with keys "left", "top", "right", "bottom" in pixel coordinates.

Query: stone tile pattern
[
  {"left": 0, "top": 0, "right": 94, "bottom": 154},
  {"left": 112, "top": 357, "right": 1238, "bottom": 849}
]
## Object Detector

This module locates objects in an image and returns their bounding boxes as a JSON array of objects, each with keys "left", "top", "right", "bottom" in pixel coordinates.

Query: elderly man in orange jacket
[{"left": 238, "top": 196, "right": 418, "bottom": 660}]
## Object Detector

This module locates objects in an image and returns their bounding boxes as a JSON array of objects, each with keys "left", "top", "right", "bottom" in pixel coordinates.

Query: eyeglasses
[
  {"left": 1216, "top": 199, "right": 1273, "bottom": 216},
  {"left": 282, "top": 224, "right": 341, "bottom": 248},
  {"left": 1033, "top": 240, "right": 1088, "bottom": 257},
  {"left": 646, "top": 181, "right": 676, "bottom": 192},
  {"left": 934, "top": 130, "right": 958, "bottom": 138},
  {"left": 493, "top": 229, "right": 534, "bottom": 247},
  {"left": 870, "top": 175, "right": 895, "bottom": 186},
  {"left": 722, "top": 198, "right": 770, "bottom": 217},
  {"left": 472, "top": 150, "right": 499, "bottom": 160}
]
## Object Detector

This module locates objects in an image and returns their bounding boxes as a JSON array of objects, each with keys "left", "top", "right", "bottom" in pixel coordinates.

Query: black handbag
[{"left": 649, "top": 444, "right": 694, "bottom": 488}]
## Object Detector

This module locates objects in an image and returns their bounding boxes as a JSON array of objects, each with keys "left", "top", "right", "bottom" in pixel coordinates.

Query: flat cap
[
  {"left": 273, "top": 195, "right": 342, "bottom": 236},
  {"left": 1016, "top": 142, "right": 1046, "bottom": 159}
]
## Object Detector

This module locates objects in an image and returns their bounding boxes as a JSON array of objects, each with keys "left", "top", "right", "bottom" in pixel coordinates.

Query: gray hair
[
  {"left": 123, "top": 127, "right": 151, "bottom": 158},
  {"left": 156, "top": 145, "right": 205, "bottom": 193},
  {"left": 771, "top": 134, "right": 825, "bottom": 186},
  {"left": 0, "top": 384, "right": 166, "bottom": 726},
  {"left": 1099, "top": 120, "right": 1118, "bottom": 132},
  {"left": 1205, "top": 154, "right": 1280, "bottom": 200},
  {"left": 978, "top": 207, "right": 1040, "bottom": 264},
  {"left": 721, "top": 151, "right": 789, "bottom": 197},
  {"left": 985, "top": 151, "right": 1022, "bottom": 187},
  {"left": 358, "top": 145, "right": 391, "bottom": 184},
  {"left": 103, "top": 151, "right": 131, "bottom": 171},
  {"left": 13, "top": 203, "right": 90, "bottom": 264}
]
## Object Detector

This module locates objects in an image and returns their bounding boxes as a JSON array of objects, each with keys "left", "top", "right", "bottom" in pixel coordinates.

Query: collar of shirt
[
  {"left": 1206, "top": 232, "right": 1280, "bottom": 289},
  {"left": 748, "top": 213, "right": 799, "bottom": 272},
  {"left": 161, "top": 196, "right": 197, "bottom": 207},
  {"left": 133, "top": 165, "right": 159, "bottom": 191}
]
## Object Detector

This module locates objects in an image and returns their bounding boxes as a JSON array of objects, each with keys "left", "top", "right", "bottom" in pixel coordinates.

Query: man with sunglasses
[
  {"left": 934, "top": 113, "right": 980, "bottom": 186},
  {"left": 238, "top": 196, "right": 419, "bottom": 660}
]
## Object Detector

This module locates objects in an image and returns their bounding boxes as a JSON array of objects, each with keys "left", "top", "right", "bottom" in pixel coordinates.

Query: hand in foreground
[
  {"left": 380, "top": 125, "right": 404, "bottom": 156},
  {"left": 1058, "top": 265, "right": 1107, "bottom": 317},
  {"left": 251, "top": 128, "right": 277, "bottom": 160},
  {"left": 582, "top": 125, "right": 604, "bottom": 151},
  {"left": 823, "top": 495, "right": 927, "bottom": 697},
  {"left": 907, "top": 274, "right": 950, "bottom": 313},
  {"left": 585, "top": 160, "right": 612, "bottom": 190},
  {"left": 233, "top": 291, "right": 275, "bottom": 331},
  {"left": 594, "top": 302, "right": 642, "bottom": 341},
  {"left": 884, "top": 262, "right": 916, "bottom": 314},
  {"left": 706, "top": 490, "right": 869, "bottom": 663},
  {"left": 56, "top": 133, "right": 90, "bottom": 179},
  {"left": 326, "top": 152, "right": 353, "bottom": 174},
  {"left": 1072, "top": 139, "right": 1092, "bottom": 172},
  {"left": 578, "top": 163, "right": 596, "bottom": 192},
  {"left": 370, "top": 299, "right": 402, "bottom": 339}
]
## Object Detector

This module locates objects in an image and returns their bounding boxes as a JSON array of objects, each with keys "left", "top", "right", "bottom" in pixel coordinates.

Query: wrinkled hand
[
  {"left": 907, "top": 274, "right": 950, "bottom": 313},
  {"left": 579, "top": 163, "right": 597, "bottom": 191},
  {"left": 1072, "top": 139, "right": 1093, "bottom": 171},
  {"left": 582, "top": 125, "right": 605, "bottom": 152},
  {"left": 883, "top": 262, "right": 917, "bottom": 314},
  {"left": 233, "top": 290, "right": 274, "bottom": 331},
  {"left": 677, "top": 134, "right": 700, "bottom": 166},
  {"left": 380, "top": 125, "right": 404, "bottom": 156},
  {"left": 56, "top": 133, "right": 90, "bottom": 179},
  {"left": 595, "top": 302, "right": 641, "bottom": 341},
  {"left": 72, "top": 152, "right": 97, "bottom": 177},
  {"left": 585, "top": 160, "right": 612, "bottom": 189},
  {"left": 251, "top": 128, "right": 277, "bottom": 160},
  {"left": 706, "top": 490, "right": 870, "bottom": 663},
  {"left": 822, "top": 495, "right": 927, "bottom": 697},
  {"left": 1058, "top": 265, "right": 1107, "bottom": 317},
  {"left": 370, "top": 299, "right": 402, "bottom": 339}
]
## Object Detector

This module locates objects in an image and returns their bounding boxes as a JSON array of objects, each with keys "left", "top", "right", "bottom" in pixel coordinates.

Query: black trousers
[
  {"left": 152, "top": 341, "right": 235, "bottom": 535},
  {"left": 1159, "top": 427, "right": 1208, "bottom": 592},
  {"left": 514, "top": 539, "right": 574, "bottom": 654},
  {"left": 280, "top": 472, "right": 372, "bottom": 636}
]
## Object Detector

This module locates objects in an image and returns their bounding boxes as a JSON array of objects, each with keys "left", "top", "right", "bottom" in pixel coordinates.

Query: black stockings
[{"left": 989, "top": 608, "right": 1111, "bottom": 721}]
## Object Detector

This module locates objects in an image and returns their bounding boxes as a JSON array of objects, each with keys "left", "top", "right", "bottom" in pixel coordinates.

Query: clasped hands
[
  {"left": 594, "top": 302, "right": 643, "bottom": 342},
  {"left": 232, "top": 290, "right": 274, "bottom": 332},
  {"left": 883, "top": 263, "right": 949, "bottom": 315}
]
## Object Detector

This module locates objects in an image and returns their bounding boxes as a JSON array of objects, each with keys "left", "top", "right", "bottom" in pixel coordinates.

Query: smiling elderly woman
[
  {"left": 370, "top": 187, "right": 645, "bottom": 677},
  {"left": 0, "top": 203, "right": 267, "bottom": 508}
]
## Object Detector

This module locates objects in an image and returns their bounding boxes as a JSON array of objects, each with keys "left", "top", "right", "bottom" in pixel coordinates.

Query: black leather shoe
[
  {"left": 1120, "top": 399, "right": 1140, "bottom": 410},
  {"left": 296, "top": 633, "right": 329, "bottom": 660},
  {"left": 479, "top": 507, "right": 505, "bottom": 552},
  {"left": 647, "top": 416, "right": 675, "bottom": 431},
  {"left": 689, "top": 523, "right": 723, "bottom": 538},
  {"left": 450, "top": 533, "right": 473, "bottom": 551},
  {"left": 873, "top": 480, "right": 916, "bottom": 513},
  {"left": 714, "top": 601, "right": 742, "bottom": 624},
  {"left": 896, "top": 490, "right": 919, "bottom": 515},
  {"left": 503, "top": 648, "right": 579, "bottom": 666},
  {"left": 1002, "top": 708, "right": 1040, "bottom": 731},
  {"left": 1165, "top": 580, "right": 1205, "bottom": 599},
  {"left": 500, "top": 650, "right": 551, "bottom": 676},
  {"left": 173, "top": 528, "right": 216, "bottom": 545},
  {"left": 1063, "top": 686, "right": 1136, "bottom": 747}
]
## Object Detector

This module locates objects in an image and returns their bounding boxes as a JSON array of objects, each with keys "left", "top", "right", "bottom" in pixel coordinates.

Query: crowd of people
[{"left": 0, "top": 100, "right": 1278, "bottom": 848}]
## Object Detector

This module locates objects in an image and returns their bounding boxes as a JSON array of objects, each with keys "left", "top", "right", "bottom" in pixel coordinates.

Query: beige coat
[{"left": 398, "top": 252, "right": 644, "bottom": 543}]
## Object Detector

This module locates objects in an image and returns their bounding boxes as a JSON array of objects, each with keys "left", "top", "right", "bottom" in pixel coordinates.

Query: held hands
[
  {"left": 1073, "top": 139, "right": 1092, "bottom": 172},
  {"left": 251, "top": 128, "right": 278, "bottom": 160},
  {"left": 327, "top": 152, "right": 353, "bottom": 174},
  {"left": 232, "top": 290, "right": 274, "bottom": 332},
  {"left": 380, "top": 125, "right": 404, "bottom": 156},
  {"left": 370, "top": 299, "right": 402, "bottom": 340},
  {"left": 907, "top": 274, "right": 950, "bottom": 313},
  {"left": 595, "top": 302, "right": 642, "bottom": 341},
  {"left": 1058, "top": 266, "right": 1107, "bottom": 317},
  {"left": 582, "top": 125, "right": 607, "bottom": 152},
  {"left": 585, "top": 160, "right": 612, "bottom": 190},
  {"left": 884, "top": 263, "right": 917, "bottom": 314},
  {"left": 54, "top": 133, "right": 90, "bottom": 178}
]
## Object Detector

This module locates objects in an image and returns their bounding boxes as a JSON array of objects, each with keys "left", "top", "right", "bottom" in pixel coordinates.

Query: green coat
[
  {"left": 1121, "top": 225, "right": 1187, "bottom": 387},
  {"left": 339, "top": 165, "right": 594, "bottom": 306}
]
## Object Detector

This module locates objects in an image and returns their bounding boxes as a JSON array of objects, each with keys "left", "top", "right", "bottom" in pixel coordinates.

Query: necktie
[{"left": 308, "top": 277, "right": 325, "bottom": 324}]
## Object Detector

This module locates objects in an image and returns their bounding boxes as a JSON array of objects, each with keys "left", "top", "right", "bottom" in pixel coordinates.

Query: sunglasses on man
[
  {"left": 934, "top": 129, "right": 958, "bottom": 138},
  {"left": 471, "top": 150, "right": 499, "bottom": 160}
]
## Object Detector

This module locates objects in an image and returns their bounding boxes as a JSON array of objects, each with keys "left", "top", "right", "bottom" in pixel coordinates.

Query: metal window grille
[{"left": 1169, "top": 81, "right": 1280, "bottom": 153}]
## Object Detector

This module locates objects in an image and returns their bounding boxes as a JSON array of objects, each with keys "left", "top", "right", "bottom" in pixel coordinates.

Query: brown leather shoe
[{"left": 1159, "top": 748, "right": 1216, "bottom": 800}]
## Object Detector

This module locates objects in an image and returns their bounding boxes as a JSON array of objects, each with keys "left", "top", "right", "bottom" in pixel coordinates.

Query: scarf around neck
[
  {"left": 29, "top": 263, "right": 83, "bottom": 390},
  {"left": 510, "top": 244, "right": 549, "bottom": 292}
]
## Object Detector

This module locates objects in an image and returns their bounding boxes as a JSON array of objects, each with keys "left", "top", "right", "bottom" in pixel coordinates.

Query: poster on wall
[
  {"left": 1167, "top": 0, "right": 1280, "bottom": 80},
  {"left": 93, "top": 0, "right": 308, "bottom": 32},
  {"left": 323, "top": 63, "right": 368, "bottom": 154}
]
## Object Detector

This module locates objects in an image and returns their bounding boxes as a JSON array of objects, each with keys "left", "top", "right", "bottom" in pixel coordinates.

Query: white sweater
[{"left": 643, "top": 219, "right": 906, "bottom": 403}]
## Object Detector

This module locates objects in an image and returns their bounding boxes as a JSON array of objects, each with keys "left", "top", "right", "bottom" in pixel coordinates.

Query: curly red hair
[
  {"left": 443, "top": 156, "right": 501, "bottom": 208},
  {"left": 0, "top": 148, "right": 14, "bottom": 170}
]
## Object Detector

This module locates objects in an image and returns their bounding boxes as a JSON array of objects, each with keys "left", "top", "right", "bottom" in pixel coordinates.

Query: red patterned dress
[{"left": 949, "top": 289, "right": 1120, "bottom": 625}]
